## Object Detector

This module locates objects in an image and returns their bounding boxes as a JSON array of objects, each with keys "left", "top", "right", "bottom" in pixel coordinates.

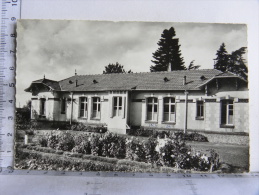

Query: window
[
  {"left": 163, "top": 97, "right": 175, "bottom": 122},
  {"left": 40, "top": 98, "right": 46, "bottom": 116},
  {"left": 79, "top": 97, "right": 88, "bottom": 118},
  {"left": 196, "top": 101, "right": 204, "bottom": 119},
  {"left": 113, "top": 97, "right": 122, "bottom": 116},
  {"left": 221, "top": 100, "right": 234, "bottom": 125},
  {"left": 147, "top": 97, "right": 158, "bottom": 121},
  {"left": 61, "top": 98, "right": 66, "bottom": 114},
  {"left": 92, "top": 97, "right": 101, "bottom": 119}
]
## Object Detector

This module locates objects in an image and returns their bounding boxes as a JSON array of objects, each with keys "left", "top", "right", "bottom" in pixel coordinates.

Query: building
[{"left": 25, "top": 69, "right": 249, "bottom": 134}]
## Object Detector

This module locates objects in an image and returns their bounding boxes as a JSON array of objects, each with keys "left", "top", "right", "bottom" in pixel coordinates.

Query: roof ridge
[{"left": 60, "top": 69, "right": 221, "bottom": 77}]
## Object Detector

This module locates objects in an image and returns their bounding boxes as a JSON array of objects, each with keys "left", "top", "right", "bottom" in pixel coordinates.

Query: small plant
[
  {"left": 38, "top": 136, "right": 48, "bottom": 147},
  {"left": 25, "top": 129, "right": 35, "bottom": 136}
]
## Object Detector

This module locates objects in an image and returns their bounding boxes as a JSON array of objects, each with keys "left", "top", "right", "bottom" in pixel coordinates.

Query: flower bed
[{"left": 30, "top": 130, "right": 220, "bottom": 172}]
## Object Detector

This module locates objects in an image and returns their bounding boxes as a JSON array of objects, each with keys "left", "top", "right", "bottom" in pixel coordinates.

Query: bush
[
  {"left": 127, "top": 129, "right": 153, "bottom": 137},
  {"left": 71, "top": 122, "right": 107, "bottom": 133},
  {"left": 72, "top": 133, "right": 91, "bottom": 154},
  {"left": 102, "top": 132, "right": 126, "bottom": 158},
  {"left": 39, "top": 136, "right": 48, "bottom": 147},
  {"left": 56, "top": 132, "right": 75, "bottom": 151},
  {"left": 33, "top": 130, "right": 219, "bottom": 172},
  {"left": 125, "top": 138, "right": 146, "bottom": 162}
]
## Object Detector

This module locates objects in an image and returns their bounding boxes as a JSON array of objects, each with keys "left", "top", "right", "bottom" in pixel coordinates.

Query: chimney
[
  {"left": 76, "top": 79, "right": 78, "bottom": 87},
  {"left": 75, "top": 69, "right": 77, "bottom": 76},
  {"left": 183, "top": 76, "right": 186, "bottom": 85},
  {"left": 167, "top": 62, "right": 172, "bottom": 72}
]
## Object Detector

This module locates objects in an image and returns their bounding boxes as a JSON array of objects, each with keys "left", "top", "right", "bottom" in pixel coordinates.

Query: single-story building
[{"left": 25, "top": 69, "right": 249, "bottom": 134}]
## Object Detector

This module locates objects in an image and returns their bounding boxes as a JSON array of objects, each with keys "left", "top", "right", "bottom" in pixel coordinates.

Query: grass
[{"left": 187, "top": 141, "right": 249, "bottom": 172}]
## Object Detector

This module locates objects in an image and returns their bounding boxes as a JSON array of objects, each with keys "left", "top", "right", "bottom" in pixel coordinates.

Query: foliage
[
  {"left": 56, "top": 132, "right": 75, "bottom": 151},
  {"left": 128, "top": 129, "right": 208, "bottom": 142},
  {"left": 102, "top": 132, "right": 126, "bottom": 158},
  {"left": 31, "top": 131, "right": 218, "bottom": 171},
  {"left": 125, "top": 137, "right": 146, "bottom": 162},
  {"left": 228, "top": 47, "right": 248, "bottom": 80},
  {"left": 71, "top": 122, "right": 107, "bottom": 133},
  {"left": 72, "top": 134, "right": 91, "bottom": 154},
  {"left": 214, "top": 43, "right": 229, "bottom": 72},
  {"left": 127, "top": 128, "right": 154, "bottom": 137},
  {"left": 150, "top": 27, "right": 186, "bottom": 72},
  {"left": 187, "top": 60, "right": 200, "bottom": 70},
  {"left": 103, "top": 62, "right": 132, "bottom": 74},
  {"left": 214, "top": 43, "right": 248, "bottom": 80},
  {"left": 39, "top": 136, "right": 48, "bottom": 147}
]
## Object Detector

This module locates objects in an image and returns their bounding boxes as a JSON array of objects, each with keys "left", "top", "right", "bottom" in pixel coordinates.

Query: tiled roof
[
  {"left": 25, "top": 78, "right": 61, "bottom": 92},
  {"left": 58, "top": 69, "right": 228, "bottom": 92},
  {"left": 26, "top": 69, "right": 246, "bottom": 92}
]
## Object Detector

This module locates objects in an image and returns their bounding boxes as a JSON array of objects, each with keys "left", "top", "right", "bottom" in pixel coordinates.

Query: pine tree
[
  {"left": 214, "top": 43, "right": 229, "bottom": 72},
  {"left": 150, "top": 27, "right": 186, "bottom": 72}
]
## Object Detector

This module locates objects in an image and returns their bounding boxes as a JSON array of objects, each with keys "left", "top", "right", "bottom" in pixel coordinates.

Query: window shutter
[
  {"left": 122, "top": 96, "right": 126, "bottom": 119},
  {"left": 110, "top": 97, "right": 114, "bottom": 118}
]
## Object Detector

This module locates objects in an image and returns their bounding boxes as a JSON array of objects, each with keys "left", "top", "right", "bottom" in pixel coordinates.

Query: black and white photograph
[{"left": 15, "top": 20, "right": 249, "bottom": 173}]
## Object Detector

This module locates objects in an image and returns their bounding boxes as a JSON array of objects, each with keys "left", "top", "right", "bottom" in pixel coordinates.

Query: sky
[{"left": 16, "top": 20, "right": 247, "bottom": 107}]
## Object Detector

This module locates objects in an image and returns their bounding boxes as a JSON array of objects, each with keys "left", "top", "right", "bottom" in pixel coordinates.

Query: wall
[
  {"left": 29, "top": 77, "right": 249, "bottom": 134},
  {"left": 130, "top": 89, "right": 249, "bottom": 133}
]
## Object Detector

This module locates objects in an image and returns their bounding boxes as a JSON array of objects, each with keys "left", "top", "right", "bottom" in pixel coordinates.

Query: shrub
[
  {"left": 127, "top": 129, "right": 153, "bottom": 137},
  {"left": 70, "top": 122, "right": 107, "bottom": 133},
  {"left": 125, "top": 138, "right": 146, "bottom": 162},
  {"left": 89, "top": 134, "right": 103, "bottom": 156},
  {"left": 32, "top": 130, "right": 219, "bottom": 172},
  {"left": 143, "top": 137, "right": 159, "bottom": 164},
  {"left": 102, "top": 132, "right": 126, "bottom": 158},
  {"left": 47, "top": 132, "right": 59, "bottom": 149},
  {"left": 56, "top": 132, "right": 75, "bottom": 151},
  {"left": 39, "top": 136, "right": 48, "bottom": 147},
  {"left": 72, "top": 133, "right": 91, "bottom": 154}
]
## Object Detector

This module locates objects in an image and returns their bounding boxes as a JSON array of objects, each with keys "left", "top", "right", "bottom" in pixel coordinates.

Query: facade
[{"left": 25, "top": 69, "right": 249, "bottom": 134}]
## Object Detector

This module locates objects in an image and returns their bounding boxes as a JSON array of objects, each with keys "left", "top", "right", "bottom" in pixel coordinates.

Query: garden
[
  {"left": 15, "top": 125, "right": 224, "bottom": 173},
  {"left": 15, "top": 109, "right": 248, "bottom": 173}
]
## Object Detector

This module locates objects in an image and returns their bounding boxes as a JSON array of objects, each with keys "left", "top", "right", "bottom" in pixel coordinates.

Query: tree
[
  {"left": 187, "top": 60, "right": 200, "bottom": 70},
  {"left": 103, "top": 62, "right": 132, "bottom": 74},
  {"left": 150, "top": 27, "right": 186, "bottom": 72},
  {"left": 214, "top": 43, "right": 229, "bottom": 72},
  {"left": 23, "top": 100, "right": 31, "bottom": 112},
  {"left": 214, "top": 43, "right": 248, "bottom": 80},
  {"left": 228, "top": 47, "right": 248, "bottom": 80}
]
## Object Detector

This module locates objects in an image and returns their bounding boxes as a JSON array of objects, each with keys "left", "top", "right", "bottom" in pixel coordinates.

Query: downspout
[
  {"left": 184, "top": 90, "right": 189, "bottom": 134},
  {"left": 70, "top": 92, "right": 74, "bottom": 125}
]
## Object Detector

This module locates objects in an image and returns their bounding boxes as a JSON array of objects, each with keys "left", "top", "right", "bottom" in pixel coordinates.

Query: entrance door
[{"left": 107, "top": 95, "right": 127, "bottom": 134}]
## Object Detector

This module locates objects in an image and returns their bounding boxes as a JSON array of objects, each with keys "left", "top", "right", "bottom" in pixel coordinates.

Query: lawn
[{"left": 186, "top": 141, "right": 249, "bottom": 172}]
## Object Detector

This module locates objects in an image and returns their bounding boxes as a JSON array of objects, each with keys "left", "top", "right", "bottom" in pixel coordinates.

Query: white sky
[{"left": 16, "top": 20, "right": 247, "bottom": 107}]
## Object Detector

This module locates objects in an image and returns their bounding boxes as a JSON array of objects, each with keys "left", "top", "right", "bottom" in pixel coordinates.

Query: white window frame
[
  {"left": 79, "top": 97, "right": 88, "bottom": 118},
  {"left": 221, "top": 100, "right": 234, "bottom": 125},
  {"left": 146, "top": 97, "right": 158, "bottom": 121},
  {"left": 113, "top": 96, "right": 123, "bottom": 117},
  {"left": 196, "top": 101, "right": 204, "bottom": 119},
  {"left": 92, "top": 97, "right": 101, "bottom": 119},
  {"left": 163, "top": 97, "right": 175, "bottom": 122}
]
